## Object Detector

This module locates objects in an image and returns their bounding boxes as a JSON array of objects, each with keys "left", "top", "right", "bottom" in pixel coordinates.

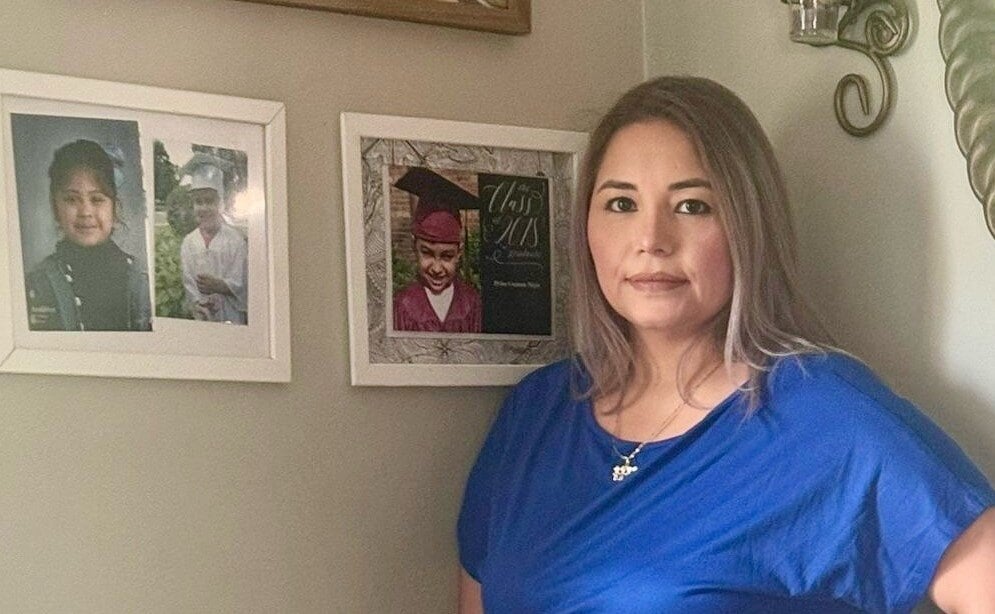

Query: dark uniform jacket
[{"left": 25, "top": 241, "right": 151, "bottom": 332}]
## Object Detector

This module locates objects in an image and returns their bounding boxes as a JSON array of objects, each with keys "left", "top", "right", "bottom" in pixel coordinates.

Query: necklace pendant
[{"left": 612, "top": 458, "right": 638, "bottom": 482}]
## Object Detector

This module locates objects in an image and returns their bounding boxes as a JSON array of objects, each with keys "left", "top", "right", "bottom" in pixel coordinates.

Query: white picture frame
[
  {"left": 0, "top": 68, "right": 290, "bottom": 382},
  {"left": 341, "top": 112, "right": 586, "bottom": 386}
]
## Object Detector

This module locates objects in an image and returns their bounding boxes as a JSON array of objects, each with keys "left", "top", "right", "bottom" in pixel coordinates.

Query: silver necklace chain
[
  {"left": 610, "top": 398, "right": 686, "bottom": 482},
  {"left": 609, "top": 362, "right": 722, "bottom": 483}
]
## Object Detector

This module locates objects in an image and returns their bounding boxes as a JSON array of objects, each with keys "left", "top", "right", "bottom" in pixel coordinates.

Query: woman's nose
[{"left": 637, "top": 210, "right": 676, "bottom": 255}]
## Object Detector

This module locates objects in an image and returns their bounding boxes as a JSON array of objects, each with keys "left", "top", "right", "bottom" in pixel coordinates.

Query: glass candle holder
[{"left": 787, "top": 0, "right": 841, "bottom": 46}]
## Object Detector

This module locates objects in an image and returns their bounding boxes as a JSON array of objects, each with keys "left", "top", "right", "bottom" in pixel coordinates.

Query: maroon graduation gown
[{"left": 393, "top": 278, "right": 482, "bottom": 333}]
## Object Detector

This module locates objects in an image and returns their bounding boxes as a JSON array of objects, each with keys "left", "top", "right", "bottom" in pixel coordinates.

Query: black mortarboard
[{"left": 394, "top": 166, "right": 478, "bottom": 243}]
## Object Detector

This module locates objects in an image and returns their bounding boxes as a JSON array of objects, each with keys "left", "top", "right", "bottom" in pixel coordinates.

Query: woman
[
  {"left": 457, "top": 77, "right": 995, "bottom": 613},
  {"left": 25, "top": 139, "right": 151, "bottom": 331}
]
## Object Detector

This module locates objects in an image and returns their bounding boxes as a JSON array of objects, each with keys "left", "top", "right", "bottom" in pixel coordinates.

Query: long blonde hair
[{"left": 570, "top": 76, "right": 835, "bottom": 407}]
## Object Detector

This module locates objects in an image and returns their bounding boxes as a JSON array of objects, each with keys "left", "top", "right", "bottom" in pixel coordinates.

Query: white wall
[
  {"left": 644, "top": 0, "right": 995, "bottom": 478},
  {"left": 0, "top": 2, "right": 645, "bottom": 612}
]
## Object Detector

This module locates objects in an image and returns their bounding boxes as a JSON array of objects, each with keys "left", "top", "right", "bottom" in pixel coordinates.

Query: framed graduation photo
[
  {"left": 341, "top": 112, "right": 586, "bottom": 386},
  {"left": 0, "top": 68, "right": 290, "bottom": 382}
]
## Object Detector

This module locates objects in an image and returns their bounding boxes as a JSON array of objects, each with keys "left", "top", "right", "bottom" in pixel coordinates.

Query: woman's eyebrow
[
  {"left": 670, "top": 177, "right": 712, "bottom": 190},
  {"left": 595, "top": 179, "right": 636, "bottom": 193},
  {"left": 596, "top": 177, "right": 713, "bottom": 193}
]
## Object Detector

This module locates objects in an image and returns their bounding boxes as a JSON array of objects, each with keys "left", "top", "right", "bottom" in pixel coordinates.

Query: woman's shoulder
[
  {"left": 496, "top": 359, "right": 578, "bottom": 421},
  {"left": 763, "top": 352, "right": 956, "bottom": 451},
  {"left": 767, "top": 351, "right": 890, "bottom": 405},
  {"left": 513, "top": 358, "right": 576, "bottom": 395}
]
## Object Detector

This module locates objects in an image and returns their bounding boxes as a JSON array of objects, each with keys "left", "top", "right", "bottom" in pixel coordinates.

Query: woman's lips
[{"left": 627, "top": 273, "right": 688, "bottom": 291}]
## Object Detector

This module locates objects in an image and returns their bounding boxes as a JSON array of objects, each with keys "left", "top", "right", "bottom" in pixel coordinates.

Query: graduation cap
[
  {"left": 394, "top": 166, "right": 478, "bottom": 244},
  {"left": 180, "top": 153, "right": 231, "bottom": 202}
]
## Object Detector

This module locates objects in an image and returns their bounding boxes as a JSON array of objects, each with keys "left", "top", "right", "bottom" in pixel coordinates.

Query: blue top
[{"left": 458, "top": 353, "right": 994, "bottom": 613}]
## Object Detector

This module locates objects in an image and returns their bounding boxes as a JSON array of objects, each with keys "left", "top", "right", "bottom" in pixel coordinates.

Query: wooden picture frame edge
[{"left": 237, "top": 0, "right": 531, "bottom": 35}]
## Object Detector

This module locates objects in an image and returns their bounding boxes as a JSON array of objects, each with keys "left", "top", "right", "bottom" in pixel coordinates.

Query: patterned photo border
[{"left": 341, "top": 113, "right": 586, "bottom": 386}]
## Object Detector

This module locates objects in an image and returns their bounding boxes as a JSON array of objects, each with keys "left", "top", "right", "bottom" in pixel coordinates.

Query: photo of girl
[{"left": 11, "top": 114, "right": 151, "bottom": 332}]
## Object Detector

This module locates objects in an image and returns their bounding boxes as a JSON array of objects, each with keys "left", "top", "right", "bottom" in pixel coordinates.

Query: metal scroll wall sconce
[{"left": 782, "top": 0, "right": 911, "bottom": 136}]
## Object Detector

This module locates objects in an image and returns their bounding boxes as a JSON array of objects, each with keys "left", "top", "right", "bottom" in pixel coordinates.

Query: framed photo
[
  {"left": 341, "top": 112, "right": 586, "bottom": 386},
  {"left": 235, "top": 0, "right": 530, "bottom": 35},
  {"left": 0, "top": 68, "right": 290, "bottom": 382}
]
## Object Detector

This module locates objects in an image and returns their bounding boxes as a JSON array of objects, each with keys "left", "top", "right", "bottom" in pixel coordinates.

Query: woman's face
[
  {"left": 587, "top": 120, "right": 733, "bottom": 345},
  {"left": 53, "top": 168, "right": 115, "bottom": 247}
]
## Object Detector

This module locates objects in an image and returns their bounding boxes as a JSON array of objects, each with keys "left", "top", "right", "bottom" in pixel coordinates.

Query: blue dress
[{"left": 458, "top": 353, "right": 994, "bottom": 613}]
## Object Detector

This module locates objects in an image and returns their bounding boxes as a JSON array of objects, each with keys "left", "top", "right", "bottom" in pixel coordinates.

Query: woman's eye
[
  {"left": 605, "top": 197, "right": 637, "bottom": 213},
  {"left": 675, "top": 199, "right": 711, "bottom": 215}
]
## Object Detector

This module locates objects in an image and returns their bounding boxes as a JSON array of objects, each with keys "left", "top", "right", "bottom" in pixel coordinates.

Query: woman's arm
[
  {"left": 929, "top": 507, "right": 995, "bottom": 613},
  {"left": 458, "top": 567, "right": 483, "bottom": 614}
]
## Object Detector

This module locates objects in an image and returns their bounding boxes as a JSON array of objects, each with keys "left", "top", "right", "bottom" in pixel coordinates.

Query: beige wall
[
  {"left": 0, "top": 1, "right": 644, "bottom": 612},
  {"left": 644, "top": 0, "right": 995, "bottom": 480}
]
